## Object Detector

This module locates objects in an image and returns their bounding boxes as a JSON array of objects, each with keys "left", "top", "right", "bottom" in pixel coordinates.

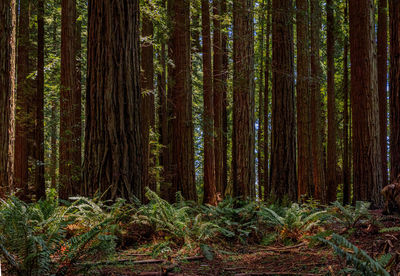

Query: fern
[
  {"left": 319, "top": 234, "right": 390, "bottom": 276},
  {"left": 379, "top": 226, "right": 400, "bottom": 233},
  {"left": 329, "top": 201, "right": 371, "bottom": 229}
]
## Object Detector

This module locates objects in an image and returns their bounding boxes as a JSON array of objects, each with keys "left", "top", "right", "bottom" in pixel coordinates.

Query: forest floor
[{"left": 88, "top": 210, "right": 400, "bottom": 276}]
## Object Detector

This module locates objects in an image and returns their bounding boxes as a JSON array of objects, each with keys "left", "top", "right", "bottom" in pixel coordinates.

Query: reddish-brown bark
[
  {"left": 350, "top": 0, "right": 383, "bottom": 207},
  {"left": 270, "top": 0, "right": 297, "bottom": 201},
  {"left": 232, "top": 0, "right": 256, "bottom": 199}
]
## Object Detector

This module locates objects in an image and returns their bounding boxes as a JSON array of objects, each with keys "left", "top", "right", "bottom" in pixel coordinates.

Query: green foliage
[
  {"left": 319, "top": 234, "right": 390, "bottom": 276},
  {"left": 379, "top": 226, "right": 400, "bottom": 233},
  {"left": 259, "top": 203, "right": 327, "bottom": 242},
  {"left": 133, "top": 188, "right": 220, "bottom": 247},
  {"left": 0, "top": 196, "right": 119, "bottom": 276},
  {"left": 329, "top": 201, "right": 371, "bottom": 229}
]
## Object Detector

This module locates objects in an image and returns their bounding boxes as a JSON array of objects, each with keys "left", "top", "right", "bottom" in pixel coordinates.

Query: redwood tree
[
  {"left": 232, "top": 0, "right": 256, "bottom": 199},
  {"left": 15, "top": 0, "right": 32, "bottom": 200},
  {"left": 310, "top": 0, "right": 325, "bottom": 202},
  {"left": 390, "top": 0, "right": 400, "bottom": 182},
  {"left": 202, "top": 0, "right": 216, "bottom": 205},
  {"left": 167, "top": 0, "right": 197, "bottom": 201},
  {"left": 35, "top": 0, "right": 45, "bottom": 199},
  {"left": 350, "top": 0, "right": 383, "bottom": 207},
  {"left": 378, "top": 0, "right": 388, "bottom": 187},
  {"left": 213, "top": 0, "right": 224, "bottom": 196},
  {"left": 270, "top": 0, "right": 297, "bottom": 201},
  {"left": 296, "top": 0, "right": 313, "bottom": 199},
  {"left": 0, "top": 0, "right": 15, "bottom": 196},
  {"left": 60, "top": 0, "right": 81, "bottom": 198},
  {"left": 326, "top": 0, "right": 336, "bottom": 202},
  {"left": 84, "top": 0, "right": 143, "bottom": 200}
]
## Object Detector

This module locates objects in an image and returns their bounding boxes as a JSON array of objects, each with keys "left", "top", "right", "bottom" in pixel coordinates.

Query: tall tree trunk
[
  {"left": 263, "top": 0, "right": 271, "bottom": 199},
  {"left": 257, "top": 0, "right": 265, "bottom": 200},
  {"left": 390, "top": 0, "right": 400, "bottom": 182},
  {"left": 35, "top": 0, "right": 45, "bottom": 199},
  {"left": 270, "top": 0, "right": 297, "bottom": 201},
  {"left": 326, "top": 0, "right": 336, "bottom": 203},
  {"left": 15, "top": 0, "right": 32, "bottom": 200},
  {"left": 213, "top": 0, "right": 224, "bottom": 196},
  {"left": 50, "top": 14, "right": 58, "bottom": 189},
  {"left": 310, "top": 0, "right": 326, "bottom": 202},
  {"left": 60, "top": 0, "right": 81, "bottom": 199},
  {"left": 74, "top": 20, "right": 82, "bottom": 193},
  {"left": 202, "top": 0, "right": 216, "bottom": 205},
  {"left": 167, "top": 0, "right": 197, "bottom": 201},
  {"left": 296, "top": 0, "right": 313, "bottom": 200},
  {"left": 232, "top": 0, "right": 256, "bottom": 199},
  {"left": 221, "top": 0, "right": 228, "bottom": 194},
  {"left": 84, "top": 0, "right": 142, "bottom": 200},
  {"left": 342, "top": 0, "right": 351, "bottom": 205},
  {"left": 350, "top": 0, "right": 383, "bottom": 207},
  {"left": 0, "top": 0, "right": 16, "bottom": 196},
  {"left": 378, "top": 0, "right": 388, "bottom": 187},
  {"left": 141, "top": 11, "right": 156, "bottom": 198},
  {"left": 158, "top": 38, "right": 169, "bottom": 199}
]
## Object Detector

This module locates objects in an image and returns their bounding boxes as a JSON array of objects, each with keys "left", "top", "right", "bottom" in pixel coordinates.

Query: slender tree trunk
[
  {"left": 60, "top": 0, "right": 81, "bottom": 199},
  {"left": 84, "top": 0, "right": 142, "bottom": 200},
  {"left": 263, "top": 0, "right": 271, "bottom": 199},
  {"left": 378, "top": 0, "right": 388, "bottom": 187},
  {"left": 0, "top": 0, "right": 16, "bottom": 196},
  {"left": 167, "top": 0, "right": 197, "bottom": 201},
  {"left": 270, "top": 0, "right": 297, "bottom": 201},
  {"left": 213, "top": 0, "right": 224, "bottom": 197},
  {"left": 75, "top": 20, "right": 82, "bottom": 193},
  {"left": 221, "top": 0, "right": 228, "bottom": 194},
  {"left": 232, "top": 0, "right": 256, "bottom": 199},
  {"left": 257, "top": 0, "right": 265, "bottom": 200},
  {"left": 35, "top": 0, "right": 45, "bottom": 199},
  {"left": 390, "top": 0, "right": 400, "bottom": 182},
  {"left": 310, "top": 0, "right": 326, "bottom": 202},
  {"left": 202, "top": 0, "right": 216, "bottom": 205},
  {"left": 50, "top": 15, "right": 58, "bottom": 189},
  {"left": 350, "top": 0, "right": 383, "bottom": 207},
  {"left": 326, "top": 0, "right": 336, "bottom": 202},
  {"left": 296, "top": 0, "right": 313, "bottom": 200},
  {"left": 141, "top": 11, "right": 156, "bottom": 198},
  {"left": 342, "top": 0, "right": 350, "bottom": 205},
  {"left": 158, "top": 39, "right": 169, "bottom": 199},
  {"left": 15, "top": 0, "right": 32, "bottom": 200}
]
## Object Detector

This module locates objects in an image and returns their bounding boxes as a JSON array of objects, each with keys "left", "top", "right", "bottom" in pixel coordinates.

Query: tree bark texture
[
  {"left": 84, "top": 0, "right": 142, "bottom": 201},
  {"left": 232, "top": 0, "right": 256, "bottom": 199},
  {"left": 350, "top": 0, "right": 383, "bottom": 207},
  {"left": 167, "top": 0, "right": 197, "bottom": 201},
  {"left": 296, "top": 0, "right": 313, "bottom": 200},
  {"left": 270, "top": 0, "right": 297, "bottom": 202}
]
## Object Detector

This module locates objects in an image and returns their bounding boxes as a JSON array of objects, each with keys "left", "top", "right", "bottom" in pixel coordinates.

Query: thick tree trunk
[
  {"left": 296, "top": 0, "right": 313, "bottom": 200},
  {"left": 202, "top": 0, "right": 216, "bottom": 205},
  {"left": 326, "top": 0, "right": 336, "bottom": 203},
  {"left": 213, "top": 0, "right": 224, "bottom": 196},
  {"left": 391, "top": 0, "right": 400, "bottom": 182},
  {"left": 34, "top": 0, "right": 45, "bottom": 200},
  {"left": 232, "top": 0, "right": 256, "bottom": 199},
  {"left": 141, "top": 12, "right": 156, "bottom": 198},
  {"left": 270, "top": 0, "right": 297, "bottom": 201},
  {"left": 378, "top": 0, "right": 388, "bottom": 187},
  {"left": 84, "top": 0, "right": 142, "bottom": 200},
  {"left": 15, "top": 0, "right": 32, "bottom": 200},
  {"left": 0, "top": 0, "right": 16, "bottom": 196},
  {"left": 60, "top": 0, "right": 81, "bottom": 199},
  {"left": 350, "top": 0, "right": 383, "bottom": 207},
  {"left": 390, "top": 0, "right": 400, "bottom": 182},
  {"left": 310, "top": 0, "right": 326, "bottom": 202},
  {"left": 167, "top": 0, "right": 197, "bottom": 201},
  {"left": 263, "top": 0, "right": 271, "bottom": 200},
  {"left": 342, "top": 0, "right": 351, "bottom": 205}
]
